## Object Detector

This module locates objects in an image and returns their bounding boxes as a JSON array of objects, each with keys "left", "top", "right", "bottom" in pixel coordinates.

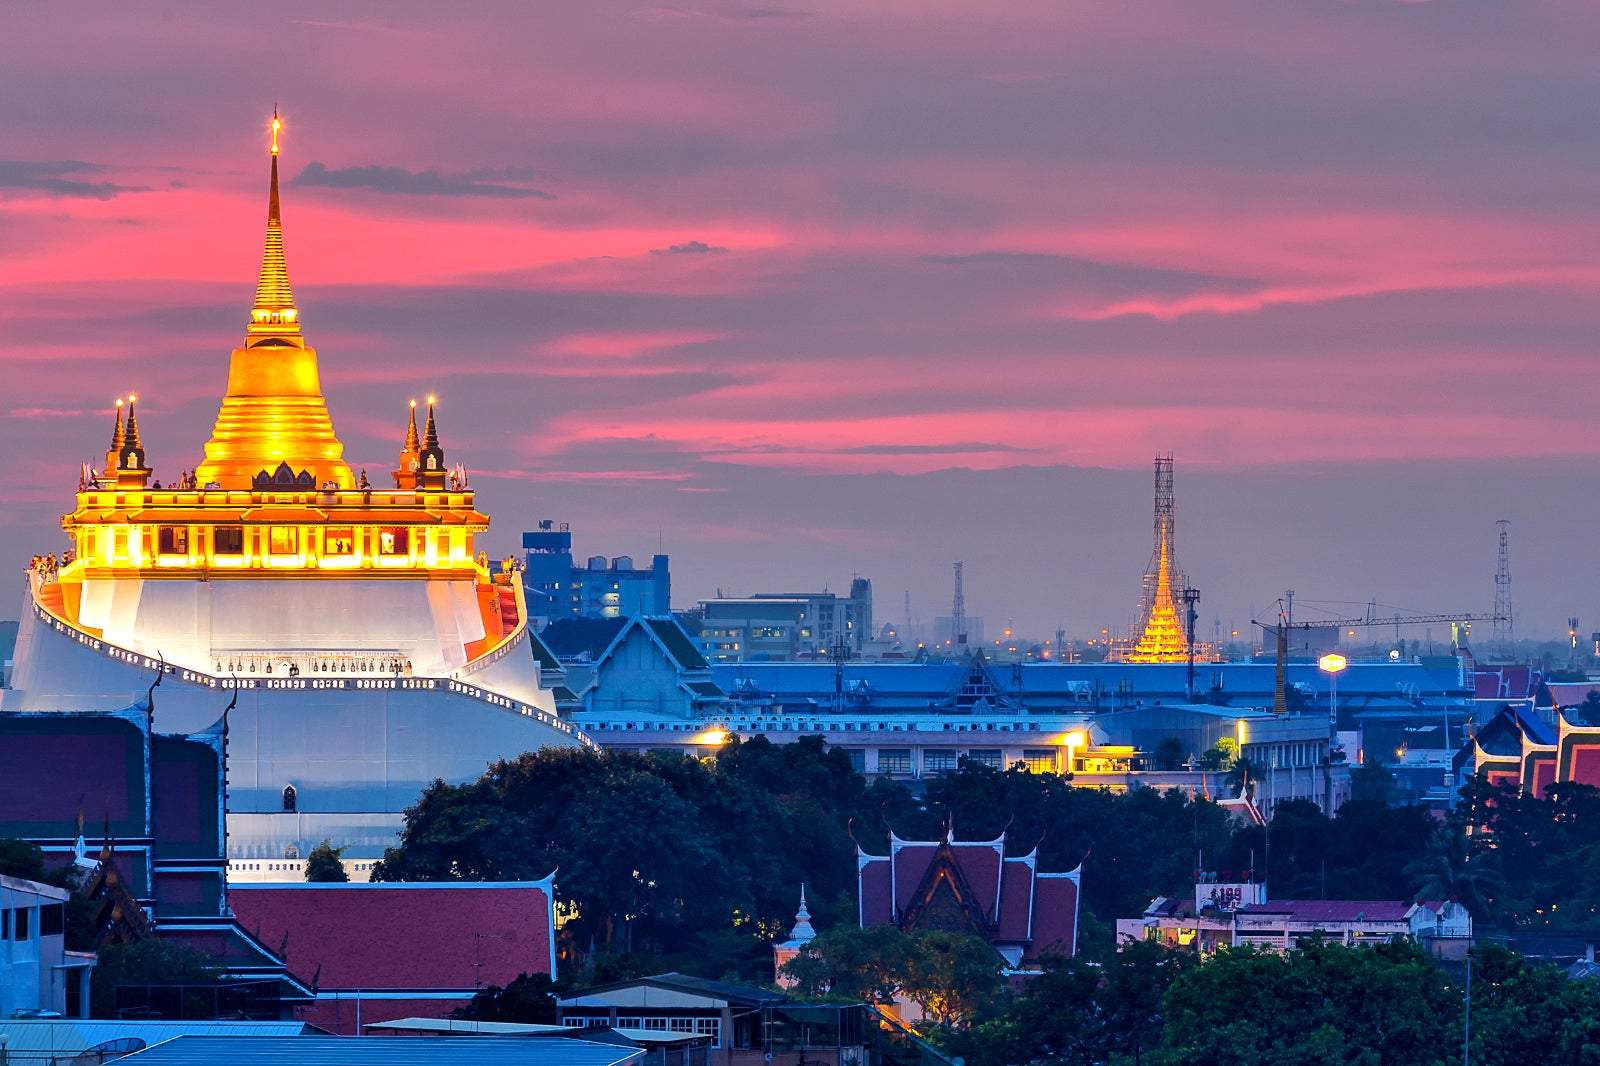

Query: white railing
[{"left": 25, "top": 583, "right": 595, "bottom": 748}]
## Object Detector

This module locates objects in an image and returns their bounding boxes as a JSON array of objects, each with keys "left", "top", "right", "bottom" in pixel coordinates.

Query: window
[
  {"left": 39, "top": 903, "right": 63, "bottom": 938},
  {"left": 157, "top": 526, "right": 188, "bottom": 554},
  {"left": 668, "top": 1018, "right": 696, "bottom": 1033},
  {"left": 924, "top": 750, "right": 958, "bottom": 772},
  {"left": 14, "top": 906, "right": 29, "bottom": 941},
  {"left": 1022, "top": 749, "right": 1058, "bottom": 773},
  {"left": 845, "top": 750, "right": 866, "bottom": 773},
  {"left": 562, "top": 1019, "right": 588, "bottom": 1028},
  {"left": 878, "top": 748, "right": 912, "bottom": 774},
  {"left": 964, "top": 749, "right": 1001, "bottom": 768},
  {"left": 2, "top": 908, "right": 9, "bottom": 940},
  {"left": 324, "top": 527, "right": 355, "bottom": 555},
  {"left": 379, "top": 527, "right": 410, "bottom": 555},
  {"left": 642, "top": 1019, "right": 670, "bottom": 1032},
  {"left": 269, "top": 527, "right": 298, "bottom": 554},
  {"left": 282, "top": 784, "right": 297, "bottom": 812},
  {"left": 214, "top": 526, "right": 244, "bottom": 555},
  {"left": 616, "top": 1017, "right": 643, "bottom": 1030},
  {"left": 696, "top": 1018, "right": 722, "bottom": 1047}
]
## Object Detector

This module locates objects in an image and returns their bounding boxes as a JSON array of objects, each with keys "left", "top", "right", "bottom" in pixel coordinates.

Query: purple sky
[{"left": 3, "top": 2, "right": 1598, "bottom": 642}]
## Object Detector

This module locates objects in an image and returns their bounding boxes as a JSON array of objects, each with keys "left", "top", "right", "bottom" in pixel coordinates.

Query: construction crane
[{"left": 1251, "top": 600, "right": 1504, "bottom": 714}]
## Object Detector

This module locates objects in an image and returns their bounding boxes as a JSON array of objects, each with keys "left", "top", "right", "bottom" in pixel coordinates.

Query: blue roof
[{"left": 119, "top": 1036, "right": 644, "bottom": 1066}]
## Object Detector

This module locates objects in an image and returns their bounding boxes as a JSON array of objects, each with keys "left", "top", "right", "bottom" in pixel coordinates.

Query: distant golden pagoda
[{"left": 1125, "top": 455, "right": 1190, "bottom": 663}]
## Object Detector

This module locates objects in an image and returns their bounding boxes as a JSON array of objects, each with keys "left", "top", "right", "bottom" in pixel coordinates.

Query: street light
[
  {"left": 1318, "top": 653, "right": 1348, "bottom": 814},
  {"left": 1318, "top": 653, "right": 1347, "bottom": 724}
]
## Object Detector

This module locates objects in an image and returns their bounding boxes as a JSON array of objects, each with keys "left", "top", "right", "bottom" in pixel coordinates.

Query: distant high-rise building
[
  {"left": 697, "top": 579, "right": 871, "bottom": 663},
  {"left": 522, "top": 520, "right": 670, "bottom": 621}
]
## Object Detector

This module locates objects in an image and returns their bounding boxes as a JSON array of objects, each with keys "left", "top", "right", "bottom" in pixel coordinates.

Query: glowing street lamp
[{"left": 1319, "top": 653, "right": 1347, "bottom": 724}]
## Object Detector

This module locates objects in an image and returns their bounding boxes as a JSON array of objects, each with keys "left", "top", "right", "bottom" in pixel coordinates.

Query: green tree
[
  {"left": 1404, "top": 824, "right": 1503, "bottom": 920},
  {"left": 1198, "top": 737, "right": 1237, "bottom": 771},
  {"left": 304, "top": 840, "right": 349, "bottom": 882},
  {"left": 781, "top": 924, "right": 919, "bottom": 1005},
  {"left": 0, "top": 837, "right": 48, "bottom": 881},
  {"left": 903, "top": 930, "right": 1004, "bottom": 1029},
  {"left": 1154, "top": 939, "right": 1457, "bottom": 1066}
]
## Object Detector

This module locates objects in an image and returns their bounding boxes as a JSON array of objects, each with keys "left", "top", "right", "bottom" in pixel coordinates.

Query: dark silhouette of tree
[{"left": 1404, "top": 824, "right": 1503, "bottom": 919}]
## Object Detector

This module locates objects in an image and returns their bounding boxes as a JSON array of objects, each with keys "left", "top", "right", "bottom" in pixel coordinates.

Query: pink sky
[{"left": 3, "top": 1, "right": 1599, "bottom": 641}]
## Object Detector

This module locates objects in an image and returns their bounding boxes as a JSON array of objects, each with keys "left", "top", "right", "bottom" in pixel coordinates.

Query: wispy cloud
[
  {"left": 293, "top": 162, "right": 556, "bottom": 200},
  {"left": 651, "top": 240, "right": 729, "bottom": 255},
  {"left": 0, "top": 161, "right": 146, "bottom": 200}
]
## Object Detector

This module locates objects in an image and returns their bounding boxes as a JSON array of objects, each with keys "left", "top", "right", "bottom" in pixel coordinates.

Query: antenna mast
[
  {"left": 952, "top": 561, "right": 966, "bottom": 646},
  {"left": 1493, "top": 520, "right": 1513, "bottom": 654}
]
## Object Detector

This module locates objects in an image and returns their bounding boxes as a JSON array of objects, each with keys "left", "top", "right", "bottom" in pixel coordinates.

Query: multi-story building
[
  {"left": 698, "top": 579, "right": 871, "bottom": 662},
  {"left": 1117, "top": 881, "right": 1471, "bottom": 958},
  {"left": 1, "top": 874, "right": 96, "bottom": 1019},
  {"left": 522, "top": 521, "right": 670, "bottom": 622}
]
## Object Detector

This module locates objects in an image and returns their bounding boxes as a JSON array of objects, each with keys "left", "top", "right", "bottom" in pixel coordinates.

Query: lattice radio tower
[
  {"left": 1493, "top": 519, "right": 1513, "bottom": 650},
  {"left": 952, "top": 561, "right": 967, "bottom": 645}
]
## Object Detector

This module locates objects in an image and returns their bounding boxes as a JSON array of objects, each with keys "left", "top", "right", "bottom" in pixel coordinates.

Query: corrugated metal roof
[
  {"left": 0, "top": 1021, "right": 318, "bottom": 1056},
  {"left": 119, "top": 1035, "right": 644, "bottom": 1066}
]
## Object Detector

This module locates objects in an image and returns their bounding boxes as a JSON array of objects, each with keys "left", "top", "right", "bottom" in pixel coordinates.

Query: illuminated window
[
  {"left": 214, "top": 527, "right": 244, "bottom": 555},
  {"left": 157, "top": 526, "right": 188, "bottom": 554},
  {"left": 269, "top": 527, "right": 298, "bottom": 554},
  {"left": 1022, "top": 748, "right": 1059, "bottom": 773},
  {"left": 379, "top": 528, "right": 410, "bottom": 555},
  {"left": 324, "top": 527, "right": 355, "bottom": 555}
]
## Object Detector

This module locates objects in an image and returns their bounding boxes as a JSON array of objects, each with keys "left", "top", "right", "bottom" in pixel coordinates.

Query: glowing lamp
[
  {"left": 1318, "top": 653, "right": 1348, "bottom": 674},
  {"left": 697, "top": 729, "right": 729, "bottom": 746},
  {"left": 1063, "top": 730, "right": 1086, "bottom": 748}
]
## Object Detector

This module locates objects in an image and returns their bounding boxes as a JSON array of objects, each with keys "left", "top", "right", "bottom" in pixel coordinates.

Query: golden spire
[
  {"left": 123, "top": 394, "right": 142, "bottom": 450},
  {"left": 194, "top": 110, "right": 354, "bottom": 490},
  {"left": 422, "top": 395, "right": 441, "bottom": 452},
  {"left": 248, "top": 106, "right": 299, "bottom": 342},
  {"left": 393, "top": 399, "right": 421, "bottom": 489},
  {"left": 417, "top": 395, "right": 447, "bottom": 489},
  {"left": 404, "top": 399, "right": 420, "bottom": 453},
  {"left": 109, "top": 398, "right": 125, "bottom": 451}
]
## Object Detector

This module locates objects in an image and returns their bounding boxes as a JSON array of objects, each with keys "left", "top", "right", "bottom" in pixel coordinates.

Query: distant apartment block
[
  {"left": 1, "top": 873, "right": 96, "bottom": 1018},
  {"left": 698, "top": 579, "right": 872, "bottom": 662},
  {"left": 523, "top": 520, "right": 670, "bottom": 621}
]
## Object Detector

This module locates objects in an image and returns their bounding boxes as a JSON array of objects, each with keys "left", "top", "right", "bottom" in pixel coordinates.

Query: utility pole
[
  {"left": 1183, "top": 588, "right": 1201, "bottom": 702},
  {"left": 829, "top": 633, "right": 851, "bottom": 714}
]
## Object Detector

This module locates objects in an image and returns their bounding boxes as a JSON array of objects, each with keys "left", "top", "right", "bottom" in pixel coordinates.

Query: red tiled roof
[
  {"left": 1238, "top": 899, "right": 1411, "bottom": 923},
  {"left": 858, "top": 858, "right": 893, "bottom": 926},
  {"left": 994, "top": 859, "right": 1035, "bottom": 942},
  {"left": 230, "top": 883, "right": 552, "bottom": 990},
  {"left": 1027, "top": 873, "right": 1079, "bottom": 961}
]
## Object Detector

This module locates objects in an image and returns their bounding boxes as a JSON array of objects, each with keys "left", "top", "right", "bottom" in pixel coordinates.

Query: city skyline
[{"left": 3, "top": 3, "right": 1599, "bottom": 638}]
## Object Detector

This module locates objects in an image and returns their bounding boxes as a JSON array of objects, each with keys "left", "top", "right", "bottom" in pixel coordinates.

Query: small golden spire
[
  {"left": 110, "top": 398, "right": 126, "bottom": 451},
  {"left": 404, "top": 399, "right": 420, "bottom": 453},
  {"left": 123, "top": 394, "right": 142, "bottom": 450},
  {"left": 271, "top": 106, "right": 281, "bottom": 157},
  {"left": 423, "top": 396, "right": 440, "bottom": 451}
]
